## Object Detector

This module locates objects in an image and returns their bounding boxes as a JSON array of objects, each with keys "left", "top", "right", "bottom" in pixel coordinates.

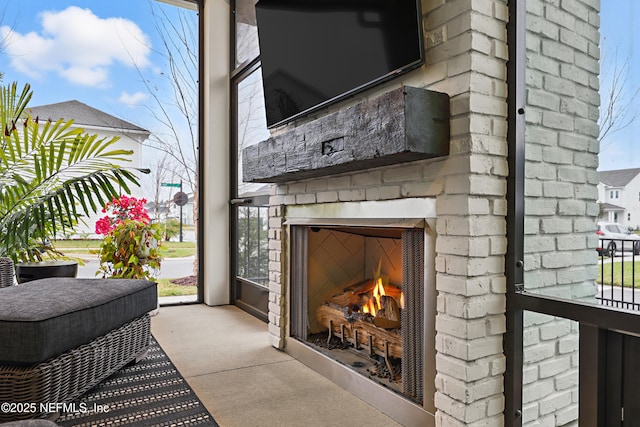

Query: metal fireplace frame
[{"left": 282, "top": 199, "right": 437, "bottom": 426}]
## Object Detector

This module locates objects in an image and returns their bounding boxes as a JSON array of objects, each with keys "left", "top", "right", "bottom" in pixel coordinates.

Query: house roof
[
  {"left": 27, "top": 100, "right": 149, "bottom": 135},
  {"left": 600, "top": 202, "right": 625, "bottom": 211},
  {"left": 598, "top": 168, "right": 640, "bottom": 187}
]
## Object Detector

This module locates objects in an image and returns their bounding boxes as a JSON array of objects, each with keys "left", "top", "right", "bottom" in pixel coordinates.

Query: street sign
[
  {"left": 161, "top": 182, "right": 181, "bottom": 188},
  {"left": 173, "top": 191, "right": 188, "bottom": 206}
]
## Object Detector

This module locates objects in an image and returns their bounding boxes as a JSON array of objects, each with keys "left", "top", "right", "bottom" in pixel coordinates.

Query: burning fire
[
  {"left": 362, "top": 277, "right": 387, "bottom": 316},
  {"left": 373, "top": 277, "right": 386, "bottom": 308},
  {"left": 362, "top": 298, "right": 376, "bottom": 315}
]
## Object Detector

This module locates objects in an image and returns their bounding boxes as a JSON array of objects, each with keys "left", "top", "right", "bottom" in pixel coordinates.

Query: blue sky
[
  {"left": 598, "top": 1, "right": 640, "bottom": 171},
  {"left": 0, "top": 0, "right": 198, "bottom": 197},
  {"left": 0, "top": 0, "right": 178, "bottom": 122}
]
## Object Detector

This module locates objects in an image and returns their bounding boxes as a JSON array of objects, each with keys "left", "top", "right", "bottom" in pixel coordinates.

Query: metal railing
[{"left": 597, "top": 237, "right": 640, "bottom": 310}]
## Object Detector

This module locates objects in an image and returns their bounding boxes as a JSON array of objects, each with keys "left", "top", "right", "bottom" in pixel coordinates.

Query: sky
[
  {"left": 598, "top": 1, "right": 640, "bottom": 171},
  {"left": 1, "top": 0, "right": 172, "bottom": 117},
  {"left": 0, "top": 0, "right": 197, "bottom": 197}
]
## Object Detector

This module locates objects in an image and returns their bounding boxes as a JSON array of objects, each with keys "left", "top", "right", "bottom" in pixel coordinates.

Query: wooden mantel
[{"left": 242, "top": 86, "right": 450, "bottom": 183}]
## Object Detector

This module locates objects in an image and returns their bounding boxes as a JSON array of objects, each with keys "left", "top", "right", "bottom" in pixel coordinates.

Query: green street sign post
[{"left": 161, "top": 182, "right": 184, "bottom": 242}]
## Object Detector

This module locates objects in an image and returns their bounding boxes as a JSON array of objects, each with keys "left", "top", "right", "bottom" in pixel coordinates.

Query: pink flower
[
  {"left": 95, "top": 195, "right": 151, "bottom": 235},
  {"left": 95, "top": 217, "right": 113, "bottom": 235}
]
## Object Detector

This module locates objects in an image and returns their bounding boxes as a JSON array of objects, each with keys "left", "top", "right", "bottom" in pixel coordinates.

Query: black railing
[{"left": 597, "top": 237, "right": 640, "bottom": 310}]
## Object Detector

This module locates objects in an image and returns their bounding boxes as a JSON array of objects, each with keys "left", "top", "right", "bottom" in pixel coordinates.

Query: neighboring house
[
  {"left": 146, "top": 201, "right": 172, "bottom": 221},
  {"left": 597, "top": 168, "right": 640, "bottom": 228},
  {"left": 27, "top": 100, "right": 150, "bottom": 238}
]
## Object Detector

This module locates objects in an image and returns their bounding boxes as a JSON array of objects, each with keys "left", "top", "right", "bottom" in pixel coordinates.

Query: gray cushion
[{"left": 0, "top": 278, "right": 157, "bottom": 365}]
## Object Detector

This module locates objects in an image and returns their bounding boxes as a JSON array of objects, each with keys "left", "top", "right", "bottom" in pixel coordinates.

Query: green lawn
[
  {"left": 53, "top": 239, "right": 195, "bottom": 258},
  {"left": 597, "top": 261, "right": 640, "bottom": 287},
  {"left": 158, "top": 242, "right": 195, "bottom": 258},
  {"left": 156, "top": 278, "right": 197, "bottom": 297}
]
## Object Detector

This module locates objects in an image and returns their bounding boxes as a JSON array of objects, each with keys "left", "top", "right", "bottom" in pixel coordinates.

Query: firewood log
[
  {"left": 316, "top": 304, "right": 402, "bottom": 358},
  {"left": 374, "top": 295, "right": 401, "bottom": 329}
]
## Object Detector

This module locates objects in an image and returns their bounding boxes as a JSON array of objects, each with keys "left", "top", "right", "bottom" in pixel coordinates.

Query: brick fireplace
[
  {"left": 240, "top": 69, "right": 510, "bottom": 427},
  {"left": 238, "top": 3, "right": 511, "bottom": 423},
  {"left": 243, "top": 84, "right": 449, "bottom": 424}
]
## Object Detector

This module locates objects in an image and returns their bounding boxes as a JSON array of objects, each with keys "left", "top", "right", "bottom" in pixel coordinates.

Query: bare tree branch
[
  {"left": 599, "top": 45, "right": 640, "bottom": 149},
  {"left": 122, "top": 1, "right": 198, "bottom": 196}
]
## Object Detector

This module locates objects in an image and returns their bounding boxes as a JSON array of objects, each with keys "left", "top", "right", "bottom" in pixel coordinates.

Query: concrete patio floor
[{"left": 151, "top": 304, "right": 401, "bottom": 427}]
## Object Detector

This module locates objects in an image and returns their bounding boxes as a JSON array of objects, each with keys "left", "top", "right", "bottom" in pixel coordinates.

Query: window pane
[
  {"left": 236, "top": 206, "right": 269, "bottom": 286},
  {"left": 237, "top": 68, "right": 269, "bottom": 197},
  {"left": 523, "top": 0, "right": 600, "bottom": 304},
  {"left": 522, "top": 2, "right": 640, "bottom": 315},
  {"left": 235, "top": 0, "right": 260, "bottom": 67}
]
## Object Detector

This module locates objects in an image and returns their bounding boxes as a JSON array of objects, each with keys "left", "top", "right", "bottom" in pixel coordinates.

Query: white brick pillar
[
  {"left": 430, "top": 0, "right": 509, "bottom": 425},
  {"left": 261, "top": 0, "right": 514, "bottom": 424},
  {"left": 267, "top": 200, "right": 286, "bottom": 349}
]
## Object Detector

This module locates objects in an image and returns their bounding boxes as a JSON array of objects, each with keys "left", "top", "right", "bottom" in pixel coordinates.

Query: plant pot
[
  {"left": 138, "top": 230, "right": 158, "bottom": 259},
  {"left": 15, "top": 260, "right": 78, "bottom": 284}
]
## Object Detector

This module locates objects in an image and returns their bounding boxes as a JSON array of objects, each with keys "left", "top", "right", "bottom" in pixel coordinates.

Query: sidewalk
[{"left": 73, "top": 254, "right": 196, "bottom": 280}]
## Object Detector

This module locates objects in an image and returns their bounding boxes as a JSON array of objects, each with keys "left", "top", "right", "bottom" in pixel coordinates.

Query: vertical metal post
[
  {"left": 179, "top": 180, "right": 183, "bottom": 242},
  {"left": 505, "top": 0, "right": 526, "bottom": 425}
]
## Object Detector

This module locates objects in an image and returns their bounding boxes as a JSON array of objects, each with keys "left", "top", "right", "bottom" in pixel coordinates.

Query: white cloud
[
  {"left": 2, "top": 6, "right": 152, "bottom": 87},
  {"left": 119, "top": 91, "right": 149, "bottom": 106}
]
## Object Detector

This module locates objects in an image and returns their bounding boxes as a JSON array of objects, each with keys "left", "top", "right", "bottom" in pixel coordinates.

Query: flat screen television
[{"left": 255, "top": 0, "right": 424, "bottom": 127}]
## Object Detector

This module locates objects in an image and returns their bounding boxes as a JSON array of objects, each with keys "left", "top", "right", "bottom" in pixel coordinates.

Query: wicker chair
[
  {"left": 0, "top": 278, "right": 156, "bottom": 421},
  {"left": 0, "top": 257, "right": 14, "bottom": 288}
]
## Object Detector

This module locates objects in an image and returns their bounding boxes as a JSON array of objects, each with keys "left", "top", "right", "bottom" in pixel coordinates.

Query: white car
[{"left": 596, "top": 222, "right": 640, "bottom": 257}]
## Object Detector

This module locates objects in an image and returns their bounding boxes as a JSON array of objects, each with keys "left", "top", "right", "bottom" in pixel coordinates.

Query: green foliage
[
  {"left": 161, "top": 218, "right": 181, "bottom": 241},
  {"left": 96, "top": 219, "right": 163, "bottom": 280},
  {"left": 0, "top": 82, "right": 146, "bottom": 262}
]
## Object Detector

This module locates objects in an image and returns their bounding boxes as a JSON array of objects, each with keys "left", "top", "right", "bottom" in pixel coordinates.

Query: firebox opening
[{"left": 290, "top": 224, "right": 425, "bottom": 405}]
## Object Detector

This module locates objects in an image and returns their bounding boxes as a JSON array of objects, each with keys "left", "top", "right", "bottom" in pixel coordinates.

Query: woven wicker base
[{"left": 0, "top": 314, "right": 151, "bottom": 421}]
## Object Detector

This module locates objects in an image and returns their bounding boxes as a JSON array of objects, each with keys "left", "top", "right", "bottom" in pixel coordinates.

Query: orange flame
[
  {"left": 362, "top": 298, "right": 377, "bottom": 315},
  {"left": 372, "top": 277, "right": 386, "bottom": 310},
  {"left": 360, "top": 278, "right": 389, "bottom": 316}
]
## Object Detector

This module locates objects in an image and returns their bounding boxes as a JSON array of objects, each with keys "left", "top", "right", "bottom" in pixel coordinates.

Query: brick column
[
  {"left": 429, "top": 0, "right": 509, "bottom": 424},
  {"left": 267, "top": 196, "right": 286, "bottom": 349}
]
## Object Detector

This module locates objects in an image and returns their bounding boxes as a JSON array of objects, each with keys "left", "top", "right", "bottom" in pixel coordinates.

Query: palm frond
[{"left": 0, "top": 82, "right": 148, "bottom": 262}]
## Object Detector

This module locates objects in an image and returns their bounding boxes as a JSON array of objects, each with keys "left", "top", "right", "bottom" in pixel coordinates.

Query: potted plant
[
  {"left": 0, "top": 81, "right": 146, "bottom": 281},
  {"left": 95, "top": 195, "right": 163, "bottom": 280}
]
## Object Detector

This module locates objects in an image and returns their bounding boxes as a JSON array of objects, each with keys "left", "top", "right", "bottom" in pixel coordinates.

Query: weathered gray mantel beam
[{"left": 242, "top": 86, "right": 450, "bottom": 183}]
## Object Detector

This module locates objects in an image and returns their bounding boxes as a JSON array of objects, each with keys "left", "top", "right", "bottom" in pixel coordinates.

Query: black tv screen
[{"left": 255, "top": 0, "right": 424, "bottom": 127}]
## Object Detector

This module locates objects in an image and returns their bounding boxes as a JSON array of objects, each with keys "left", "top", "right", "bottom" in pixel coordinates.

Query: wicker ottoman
[{"left": 0, "top": 278, "right": 157, "bottom": 421}]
